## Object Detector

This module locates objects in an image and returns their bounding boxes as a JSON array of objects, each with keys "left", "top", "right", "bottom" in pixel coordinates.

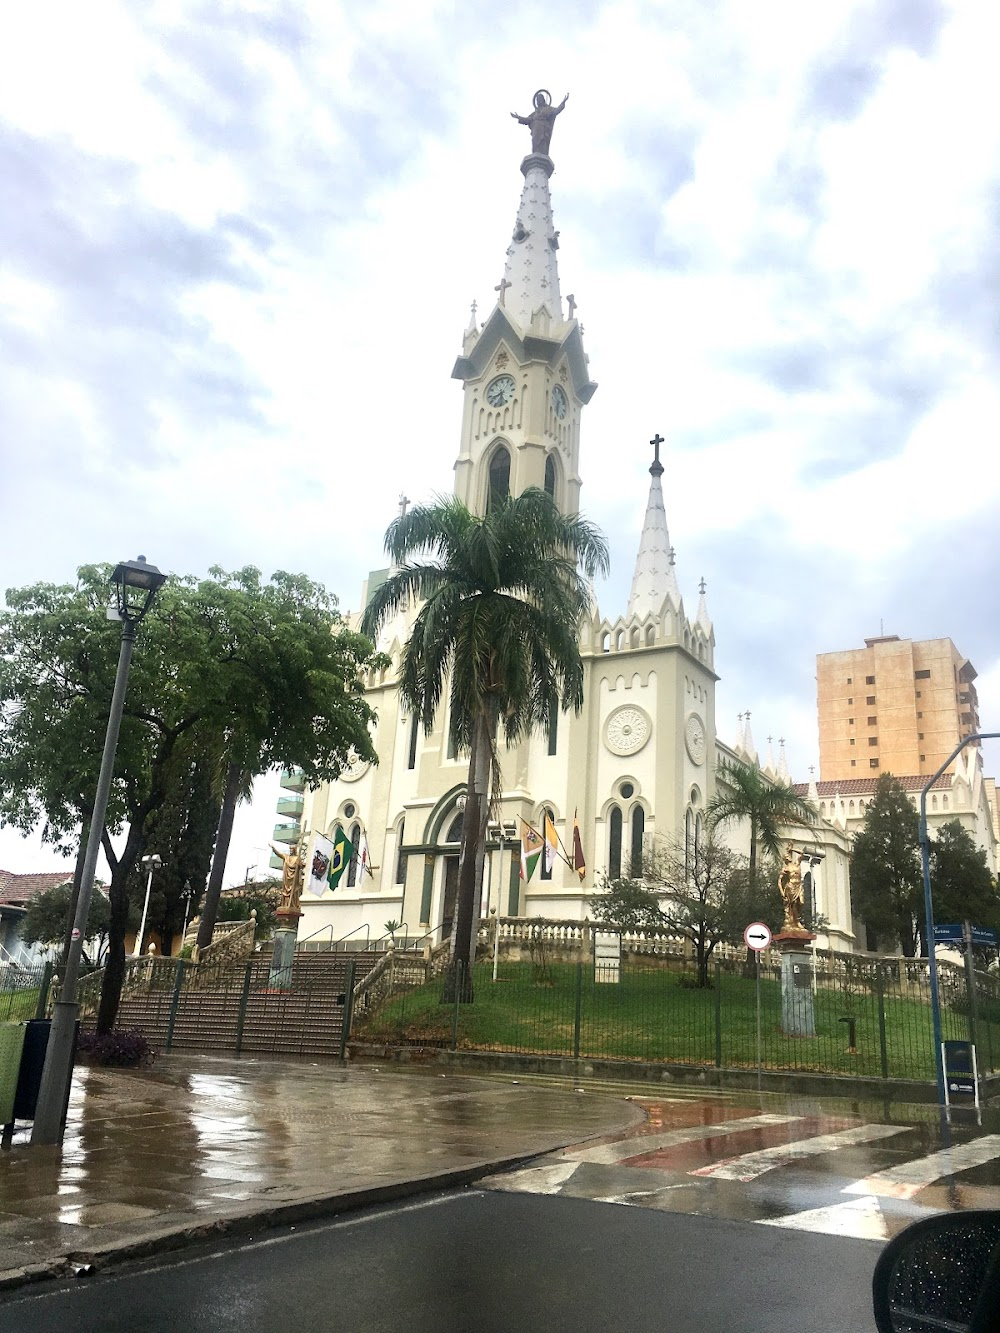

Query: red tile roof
[
  {"left": 0, "top": 869, "right": 74, "bottom": 906},
  {"left": 792, "top": 774, "right": 952, "bottom": 798}
]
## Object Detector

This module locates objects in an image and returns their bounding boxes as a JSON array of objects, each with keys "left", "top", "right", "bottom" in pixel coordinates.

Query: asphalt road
[{"left": 1, "top": 1188, "right": 881, "bottom": 1333}]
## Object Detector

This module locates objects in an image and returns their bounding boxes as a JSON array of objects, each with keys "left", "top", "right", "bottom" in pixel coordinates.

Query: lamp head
[
  {"left": 110, "top": 555, "right": 167, "bottom": 625},
  {"left": 141, "top": 853, "right": 163, "bottom": 870}
]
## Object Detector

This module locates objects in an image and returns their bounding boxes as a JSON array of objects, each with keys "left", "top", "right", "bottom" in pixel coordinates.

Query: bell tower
[{"left": 451, "top": 90, "right": 596, "bottom": 517}]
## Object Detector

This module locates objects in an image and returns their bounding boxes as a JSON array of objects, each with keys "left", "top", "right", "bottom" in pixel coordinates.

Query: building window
[
  {"left": 916, "top": 691, "right": 921, "bottom": 698},
  {"left": 608, "top": 806, "right": 622, "bottom": 878},
  {"left": 848, "top": 718, "right": 854, "bottom": 725},
  {"left": 865, "top": 675, "right": 875, "bottom": 685},
  {"left": 920, "top": 754, "right": 926, "bottom": 762},
  {"left": 630, "top": 806, "right": 645, "bottom": 877},
  {"left": 547, "top": 698, "right": 558, "bottom": 756},
  {"left": 619, "top": 781, "right": 635, "bottom": 799},
  {"left": 544, "top": 453, "right": 556, "bottom": 500},
  {"left": 870, "top": 759, "right": 879, "bottom": 769},
  {"left": 850, "top": 739, "right": 855, "bottom": 746},
  {"left": 488, "top": 446, "right": 511, "bottom": 512},
  {"left": 684, "top": 809, "right": 694, "bottom": 877},
  {"left": 847, "top": 697, "right": 853, "bottom": 705},
  {"left": 918, "top": 733, "right": 924, "bottom": 740},
  {"left": 846, "top": 676, "right": 852, "bottom": 684},
  {"left": 867, "top": 716, "right": 877, "bottom": 725},
  {"left": 850, "top": 760, "right": 856, "bottom": 767},
  {"left": 869, "top": 737, "right": 878, "bottom": 746},
  {"left": 866, "top": 696, "right": 876, "bottom": 705},
  {"left": 347, "top": 823, "right": 361, "bottom": 886},
  {"left": 915, "top": 669, "right": 931, "bottom": 679},
  {"left": 540, "top": 808, "right": 556, "bottom": 880},
  {"left": 407, "top": 714, "right": 419, "bottom": 770},
  {"left": 395, "top": 821, "right": 407, "bottom": 884},
  {"left": 917, "top": 711, "right": 923, "bottom": 719}
]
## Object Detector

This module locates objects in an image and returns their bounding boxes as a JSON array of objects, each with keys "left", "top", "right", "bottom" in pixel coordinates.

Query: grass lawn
[
  {"left": 0, "top": 987, "right": 41, "bottom": 1022},
  {"left": 357, "top": 960, "right": 993, "bottom": 1083}
]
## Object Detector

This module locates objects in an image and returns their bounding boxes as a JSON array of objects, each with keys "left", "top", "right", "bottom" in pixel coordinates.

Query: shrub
[{"left": 77, "top": 1028, "right": 155, "bottom": 1068}]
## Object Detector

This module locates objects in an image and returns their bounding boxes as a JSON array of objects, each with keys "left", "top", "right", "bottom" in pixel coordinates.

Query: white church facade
[{"left": 287, "top": 101, "right": 858, "bottom": 955}]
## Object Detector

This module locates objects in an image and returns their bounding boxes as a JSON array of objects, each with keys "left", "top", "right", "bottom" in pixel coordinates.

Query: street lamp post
[
  {"left": 31, "top": 556, "right": 167, "bottom": 1146},
  {"left": 135, "top": 853, "right": 162, "bottom": 958},
  {"left": 919, "top": 731, "right": 999, "bottom": 1121}
]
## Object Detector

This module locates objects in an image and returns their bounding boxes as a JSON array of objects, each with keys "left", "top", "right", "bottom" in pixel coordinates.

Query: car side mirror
[{"left": 873, "top": 1209, "right": 1000, "bottom": 1332}]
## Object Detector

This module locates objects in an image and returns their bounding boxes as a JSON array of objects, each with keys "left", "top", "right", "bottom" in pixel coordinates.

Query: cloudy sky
[{"left": 2, "top": 0, "right": 998, "bottom": 885}]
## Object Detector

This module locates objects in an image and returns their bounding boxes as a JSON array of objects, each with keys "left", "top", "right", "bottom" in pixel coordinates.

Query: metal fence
[
  {"left": 0, "top": 962, "right": 52, "bottom": 1023},
  {"left": 353, "top": 948, "right": 998, "bottom": 1085}
]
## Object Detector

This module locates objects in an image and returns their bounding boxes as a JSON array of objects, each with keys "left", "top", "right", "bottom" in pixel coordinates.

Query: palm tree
[
  {"left": 706, "top": 759, "right": 816, "bottom": 890},
  {"left": 362, "top": 489, "right": 608, "bottom": 998}
]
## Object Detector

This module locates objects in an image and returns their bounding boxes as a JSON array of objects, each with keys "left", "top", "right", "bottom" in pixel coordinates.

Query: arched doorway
[{"left": 441, "top": 811, "right": 464, "bottom": 939}]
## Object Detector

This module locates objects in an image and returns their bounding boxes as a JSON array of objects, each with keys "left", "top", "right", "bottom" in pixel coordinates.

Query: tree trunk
[
  {"left": 96, "top": 865, "right": 131, "bottom": 1034},
  {"left": 196, "top": 761, "right": 243, "bottom": 953},
  {"left": 446, "top": 713, "right": 489, "bottom": 1003},
  {"left": 59, "top": 830, "right": 90, "bottom": 972},
  {"left": 742, "top": 826, "right": 759, "bottom": 978}
]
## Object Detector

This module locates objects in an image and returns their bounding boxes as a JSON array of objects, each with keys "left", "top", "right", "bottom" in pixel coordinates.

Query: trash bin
[
  {"left": 0, "top": 1023, "right": 28, "bottom": 1127},
  {"left": 13, "top": 1019, "right": 54, "bottom": 1121}
]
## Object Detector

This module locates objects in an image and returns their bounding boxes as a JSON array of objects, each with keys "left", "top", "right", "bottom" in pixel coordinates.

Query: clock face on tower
[
  {"left": 486, "top": 375, "right": 515, "bottom": 408},
  {"left": 685, "top": 714, "right": 706, "bottom": 766},
  {"left": 552, "top": 385, "right": 568, "bottom": 420}
]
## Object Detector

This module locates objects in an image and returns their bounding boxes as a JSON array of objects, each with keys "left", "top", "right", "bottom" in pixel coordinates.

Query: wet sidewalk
[{"left": 0, "top": 1054, "right": 643, "bottom": 1289}]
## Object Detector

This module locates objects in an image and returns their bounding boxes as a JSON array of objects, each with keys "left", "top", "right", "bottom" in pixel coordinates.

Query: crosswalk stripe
[
  {"left": 563, "top": 1114, "right": 801, "bottom": 1166},
  {"left": 689, "top": 1124, "right": 908, "bottom": 1182},
  {"left": 842, "top": 1135, "right": 1000, "bottom": 1200}
]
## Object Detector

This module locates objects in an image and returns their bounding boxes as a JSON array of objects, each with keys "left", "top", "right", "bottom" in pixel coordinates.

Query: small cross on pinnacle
[
  {"left": 470, "top": 299, "right": 477, "bottom": 321},
  {"left": 668, "top": 546, "right": 676, "bottom": 567},
  {"left": 767, "top": 735, "right": 773, "bottom": 745},
  {"left": 398, "top": 494, "right": 410, "bottom": 519},
  {"left": 778, "top": 736, "right": 785, "bottom": 747},
  {"left": 649, "top": 432, "right": 664, "bottom": 477},
  {"left": 495, "top": 277, "right": 512, "bottom": 307},
  {"left": 698, "top": 577, "right": 707, "bottom": 595},
  {"left": 567, "top": 293, "right": 577, "bottom": 318}
]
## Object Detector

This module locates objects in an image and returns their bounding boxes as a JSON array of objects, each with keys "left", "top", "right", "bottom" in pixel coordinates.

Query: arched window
[
  {"left": 395, "top": 819, "right": 407, "bottom": 884},
  {"left": 407, "top": 714, "right": 419, "bottom": 770},
  {"left": 630, "top": 805, "right": 645, "bottom": 877},
  {"left": 445, "top": 811, "right": 464, "bottom": 843},
  {"left": 685, "top": 809, "right": 694, "bottom": 877},
  {"left": 547, "top": 698, "right": 558, "bottom": 756},
  {"left": 803, "top": 871, "right": 814, "bottom": 923},
  {"left": 695, "top": 813, "right": 704, "bottom": 868},
  {"left": 488, "top": 446, "right": 511, "bottom": 512},
  {"left": 544, "top": 453, "right": 556, "bottom": 500},
  {"left": 608, "top": 806, "right": 622, "bottom": 878},
  {"left": 347, "top": 823, "right": 361, "bottom": 886},
  {"left": 540, "top": 807, "right": 555, "bottom": 880}
]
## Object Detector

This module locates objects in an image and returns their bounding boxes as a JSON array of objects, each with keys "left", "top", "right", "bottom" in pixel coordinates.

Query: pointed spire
[
  {"left": 501, "top": 141, "right": 563, "bottom": 330},
  {"left": 764, "top": 735, "right": 776, "bottom": 777},
  {"left": 696, "top": 576, "right": 712, "bottom": 636},
  {"left": 466, "top": 299, "right": 478, "bottom": 334},
  {"left": 736, "top": 712, "right": 746, "bottom": 753},
  {"left": 627, "top": 434, "right": 681, "bottom": 621},
  {"left": 807, "top": 765, "right": 819, "bottom": 805},
  {"left": 777, "top": 737, "right": 791, "bottom": 784},
  {"left": 742, "top": 711, "right": 758, "bottom": 765}
]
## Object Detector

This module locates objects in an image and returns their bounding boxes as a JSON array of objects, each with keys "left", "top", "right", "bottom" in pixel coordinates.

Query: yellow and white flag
[{"left": 543, "top": 812, "right": 559, "bottom": 875}]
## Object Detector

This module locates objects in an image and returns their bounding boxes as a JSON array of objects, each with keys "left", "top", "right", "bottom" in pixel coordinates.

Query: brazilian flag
[{"left": 329, "top": 829, "right": 353, "bottom": 890}]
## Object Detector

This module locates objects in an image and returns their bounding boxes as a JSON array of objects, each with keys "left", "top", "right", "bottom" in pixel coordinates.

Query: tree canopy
[
  {"left": 929, "top": 820, "right": 999, "bottom": 937},
  {"left": 706, "top": 759, "right": 815, "bottom": 887},
  {"left": 0, "top": 564, "right": 381, "bottom": 1029},
  {"left": 362, "top": 490, "right": 608, "bottom": 994},
  {"left": 850, "top": 774, "right": 923, "bottom": 955},
  {"left": 20, "top": 882, "right": 116, "bottom": 966}
]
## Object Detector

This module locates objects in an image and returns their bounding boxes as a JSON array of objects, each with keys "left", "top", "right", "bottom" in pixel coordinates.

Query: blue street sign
[{"left": 933, "top": 923, "right": 999, "bottom": 947}]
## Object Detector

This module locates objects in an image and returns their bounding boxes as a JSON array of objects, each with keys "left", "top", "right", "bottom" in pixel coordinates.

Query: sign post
[{"left": 744, "top": 922, "right": 772, "bottom": 1096}]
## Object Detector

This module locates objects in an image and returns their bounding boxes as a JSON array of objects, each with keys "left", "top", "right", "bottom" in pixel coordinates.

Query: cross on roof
[
  {"left": 495, "top": 277, "right": 512, "bottom": 306},
  {"left": 668, "top": 546, "right": 676, "bottom": 566},
  {"left": 698, "top": 577, "right": 707, "bottom": 595},
  {"left": 398, "top": 494, "right": 410, "bottom": 519}
]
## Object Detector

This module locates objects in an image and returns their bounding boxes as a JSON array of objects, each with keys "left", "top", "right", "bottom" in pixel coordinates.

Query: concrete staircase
[{"left": 114, "top": 949, "right": 385, "bottom": 1060}]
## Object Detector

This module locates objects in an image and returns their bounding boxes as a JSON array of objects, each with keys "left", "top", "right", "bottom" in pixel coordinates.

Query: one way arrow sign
[{"left": 744, "top": 922, "right": 772, "bottom": 951}]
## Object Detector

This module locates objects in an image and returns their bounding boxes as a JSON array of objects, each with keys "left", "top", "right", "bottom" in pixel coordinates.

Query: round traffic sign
[{"left": 744, "top": 921, "right": 772, "bottom": 951}]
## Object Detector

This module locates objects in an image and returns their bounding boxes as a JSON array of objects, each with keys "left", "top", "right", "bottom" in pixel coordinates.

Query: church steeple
[
  {"left": 451, "top": 91, "right": 596, "bottom": 518},
  {"left": 627, "top": 434, "right": 681, "bottom": 620}
]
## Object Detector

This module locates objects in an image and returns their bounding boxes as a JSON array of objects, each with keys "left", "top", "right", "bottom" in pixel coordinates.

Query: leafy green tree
[
  {"left": 850, "top": 773, "right": 922, "bottom": 955},
  {"left": 930, "top": 820, "right": 1000, "bottom": 938},
  {"left": 217, "top": 878, "right": 282, "bottom": 941},
  {"left": 0, "top": 565, "right": 380, "bottom": 1031},
  {"left": 362, "top": 490, "right": 608, "bottom": 998},
  {"left": 648, "top": 833, "right": 753, "bottom": 987},
  {"left": 591, "top": 876, "right": 666, "bottom": 933},
  {"left": 21, "top": 883, "right": 115, "bottom": 966},
  {"left": 706, "top": 759, "right": 816, "bottom": 889}
]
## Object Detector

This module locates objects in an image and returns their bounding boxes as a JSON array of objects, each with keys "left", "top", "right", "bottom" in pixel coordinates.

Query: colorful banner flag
[
  {"left": 329, "top": 828, "right": 352, "bottom": 890},
  {"left": 543, "top": 812, "right": 559, "bottom": 875},
  {"left": 357, "top": 829, "right": 373, "bottom": 882},
  {"left": 572, "top": 809, "right": 586, "bottom": 882},
  {"left": 308, "top": 834, "right": 334, "bottom": 896},
  {"left": 520, "top": 821, "right": 542, "bottom": 881}
]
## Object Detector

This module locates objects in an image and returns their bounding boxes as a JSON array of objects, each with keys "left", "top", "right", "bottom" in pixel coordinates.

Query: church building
[{"left": 286, "top": 96, "right": 857, "bottom": 954}]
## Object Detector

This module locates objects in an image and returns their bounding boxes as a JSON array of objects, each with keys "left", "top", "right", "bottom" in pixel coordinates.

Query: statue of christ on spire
[{"left": 511, "top": 89, "right": 569, "bottom": 156}]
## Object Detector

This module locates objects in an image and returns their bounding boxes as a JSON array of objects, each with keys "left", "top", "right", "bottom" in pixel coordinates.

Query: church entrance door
[{"left": 442, "top": 856, "right": 459, "bottom": 939}]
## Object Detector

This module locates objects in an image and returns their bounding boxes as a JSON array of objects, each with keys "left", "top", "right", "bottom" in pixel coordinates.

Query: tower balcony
[
  {"left": 269, "top": 853, "right": 284, "bottom": 871},
  {"left": 276, "top": 794, "right": 304, "bottom": 819},
  {"left": 279, "top": 768, "right": 306, "bottom": 793},
  {"left": 272, "top": 821, "right": 301, "bottom": 845}
]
